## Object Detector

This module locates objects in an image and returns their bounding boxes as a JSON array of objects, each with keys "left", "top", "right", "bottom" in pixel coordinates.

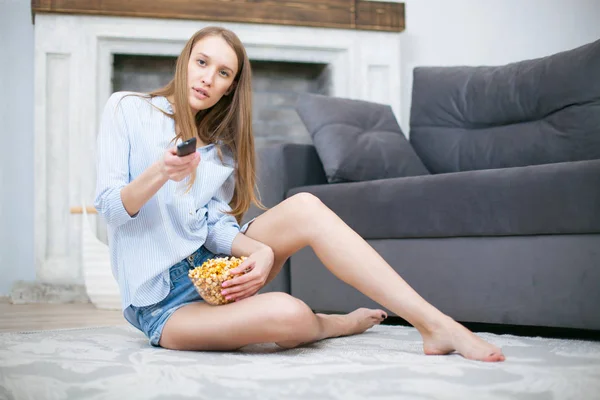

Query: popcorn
[{"left": 188, "top": 256, "right": 247, "bottom": 305}]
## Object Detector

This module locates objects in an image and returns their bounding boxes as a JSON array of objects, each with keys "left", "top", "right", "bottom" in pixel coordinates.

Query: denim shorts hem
[{"left": 148, "top": 300, "right": 200, "bottom": 347}]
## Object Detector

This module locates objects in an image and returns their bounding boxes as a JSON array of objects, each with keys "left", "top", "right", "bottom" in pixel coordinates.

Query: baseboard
[{"left": 10, "top": 281, "right": 90, "bottom": 304}]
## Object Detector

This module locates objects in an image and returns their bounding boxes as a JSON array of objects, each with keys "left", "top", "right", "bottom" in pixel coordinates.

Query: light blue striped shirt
[{"left": 94, "top": 92, "right": 247, "bottom": 326}]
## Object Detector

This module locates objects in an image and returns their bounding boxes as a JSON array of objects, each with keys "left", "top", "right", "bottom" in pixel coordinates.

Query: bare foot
[
  {"left": 422, "top": 316, "right": 505, "bottom": 362},
  {"left": 318, "top": 308, "right": 388, "bottom": 338}
]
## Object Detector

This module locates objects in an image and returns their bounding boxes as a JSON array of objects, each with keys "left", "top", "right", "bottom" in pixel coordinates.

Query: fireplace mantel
[{"left": 31, "top": 0, "right": 405, "bottom": 32}]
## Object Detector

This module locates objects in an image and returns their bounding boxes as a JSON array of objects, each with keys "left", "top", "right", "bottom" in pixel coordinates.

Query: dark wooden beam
[
  {"left": 355, "top": 1, "right": 404, "bottom": 32},
  {"left": 31, "top": 0, "right": 405, "bottom": 32}
]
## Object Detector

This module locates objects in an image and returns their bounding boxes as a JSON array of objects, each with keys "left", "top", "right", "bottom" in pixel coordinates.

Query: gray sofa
[{"left": 244, "top": 39, "right": 600, "bottom": 331}]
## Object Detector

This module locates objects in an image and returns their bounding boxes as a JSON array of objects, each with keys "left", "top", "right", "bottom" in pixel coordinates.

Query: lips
[{"left": 192, "top": 87, "right": 209, "bottom": 99}]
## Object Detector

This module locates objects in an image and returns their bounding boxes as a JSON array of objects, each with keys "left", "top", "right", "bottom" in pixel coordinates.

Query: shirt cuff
[
  {"left": 207, "top": 224, "right": 240, "bottom": 255},
  {"left": 97, "top": 187, "right": 137, "bottom": 228}
]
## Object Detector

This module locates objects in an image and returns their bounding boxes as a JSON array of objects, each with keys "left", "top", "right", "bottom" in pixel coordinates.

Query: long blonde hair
[{"left": 149, "top": 27, "right": 262, "bottom": 223}]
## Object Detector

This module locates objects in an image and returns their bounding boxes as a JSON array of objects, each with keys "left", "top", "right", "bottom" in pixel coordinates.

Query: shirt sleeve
[
  {"left": 94, "top": 93, "right": 138, "bottom": 228},
  {"left": 203, "top": 152, "right": 241, "bottom": 255}
]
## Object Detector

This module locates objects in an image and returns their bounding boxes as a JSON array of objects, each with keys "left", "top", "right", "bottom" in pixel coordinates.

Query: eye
[
  {"left": 197, "top": 59, "right": 206, "bottom": 66},
  {"left": 219, "top": 70, "right": 230, "bottom": 78}
]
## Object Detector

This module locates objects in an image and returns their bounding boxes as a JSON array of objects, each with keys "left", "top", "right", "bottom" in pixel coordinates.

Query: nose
[{"left": 201, "top": 70, "right": 216, "bottom": 86}]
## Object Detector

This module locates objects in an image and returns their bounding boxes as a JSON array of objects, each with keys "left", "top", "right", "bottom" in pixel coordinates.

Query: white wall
[
  {"left": 0, "top": 0, "right": 36, "bottom": 295},
  {"left": 397, "top": 0, "right": 600, "bottom": 133},
  {"left": 0, "top": 0, "right": 599, "bottom": 295}
]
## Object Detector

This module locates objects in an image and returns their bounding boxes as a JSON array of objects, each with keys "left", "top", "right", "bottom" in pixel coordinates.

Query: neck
[
  {"left": 166, "top": 96, "right": 208, "bottom": 147},
  {"left": 166, "top": 95, "right": 200, "bottom": 116}
]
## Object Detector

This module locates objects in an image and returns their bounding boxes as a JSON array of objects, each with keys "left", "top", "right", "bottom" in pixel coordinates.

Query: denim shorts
[{"left": 129, "top": 246, "right": 220, "bottom": 347}]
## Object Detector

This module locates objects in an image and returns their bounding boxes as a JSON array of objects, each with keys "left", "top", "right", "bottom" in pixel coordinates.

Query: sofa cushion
[
  {"left": 287, "top": 159, "right": 600, "bottom": 239},
  {"left": 410, "top": 39, "right": 600, "bottom": 174},
  {"left": 296, "top": 93, "right": 430, "bottom": 183}
]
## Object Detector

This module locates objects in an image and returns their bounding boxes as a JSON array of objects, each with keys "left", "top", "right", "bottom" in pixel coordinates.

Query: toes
[
  {"left": 483, "top": 352, "right": 506, "bottom": 362},
  {"left": 364, "top": 309, "right": 387, "bottom": 324}
]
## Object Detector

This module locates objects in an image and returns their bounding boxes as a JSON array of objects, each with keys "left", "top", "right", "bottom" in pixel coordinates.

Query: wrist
[
  {"left": 153, "top": 159, "right": 169, "bottom": 182},
  {"left": 257, "top": 245, "right": 274, "bottom": 261}
]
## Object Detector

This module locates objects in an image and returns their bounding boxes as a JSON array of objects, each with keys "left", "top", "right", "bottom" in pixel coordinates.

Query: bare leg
[
  {"left": 159, "top": 292, "right": 386, "bottom": 351},
  {"left": 239, "top": 193, "right": 505, "bottom": 362}
]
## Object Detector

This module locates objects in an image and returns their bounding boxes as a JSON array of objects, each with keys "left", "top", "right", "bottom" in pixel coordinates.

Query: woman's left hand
[{"left": 220, "top": 246, "right": 275, "bottom": 302}]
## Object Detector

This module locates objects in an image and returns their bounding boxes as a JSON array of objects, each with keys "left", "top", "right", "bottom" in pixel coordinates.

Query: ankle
[{"left": 414, "top": 313, "right": 452, "bottom": 336}]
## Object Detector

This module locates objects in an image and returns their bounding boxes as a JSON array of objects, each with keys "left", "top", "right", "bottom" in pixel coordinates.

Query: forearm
[
  {"left": 120, "top": 160, "right": 168, "bottom": 216},
  {"left": 230, "top": 232, "right": 272, "bottom": 258}
]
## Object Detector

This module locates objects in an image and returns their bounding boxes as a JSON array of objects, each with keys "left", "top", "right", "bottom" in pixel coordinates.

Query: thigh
[
  {"left": 159, "top": 292, "right": 317, "bottom": 351},
  {"left": 243, "top": 193, "right": 321, "bottom": 282}
]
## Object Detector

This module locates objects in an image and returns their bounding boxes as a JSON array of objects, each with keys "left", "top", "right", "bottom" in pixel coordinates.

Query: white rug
[{"left": 0, "top": 325, "right": 599, "bottom": 400}]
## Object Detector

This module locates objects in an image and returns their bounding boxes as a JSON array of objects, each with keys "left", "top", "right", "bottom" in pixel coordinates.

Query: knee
[
  {"left": 288, "top": 192, "right": 325, "bottom": 217},
  {"left": 266, "top": 292, "right": 314, "bottom": 328}
]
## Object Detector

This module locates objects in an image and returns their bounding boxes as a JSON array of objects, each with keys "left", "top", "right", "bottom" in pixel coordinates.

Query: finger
[
  {"left": 179, "top": 151, "right": 199, "bottom": 163},
  {"left": 223, "top": 282, "right": 258, "bottom": 300},
  {"left": 175, "top": 164, "right": 198, "bottom": 177},
  {"left": 231, "top": 286, "right": 260, "bottom": 301},
  {"left": 166, "top": 150, "right": 198, "bottom": 166},
  {"left": 229, "top": 260, "right": 255, "bottom": 276},
  {"left": 166, "top": 164, "right": 194, "bottom": 176},
  {"left": 176, "top": 153, "right": 199, "bottom": 167},
  {"left": 165, "top": 148, "right": 185, "bottom": 164},
  {"left": 173, "top": 157, "right": 199, "bottom": 170},
  {"left": 234, "top": 291, "right": 259, "bottom": 302},
  {"left": 222, "top": 270, "right": 255, "bottom": 288},
  {"left": 229, "top": 260, "right": 254, "bottom": 275},
  {"left": 221, "top": 279, "right": 258, "bottom": 296},
  {"left": 168, "top": 162, "right": 199, "bottom": 179}
]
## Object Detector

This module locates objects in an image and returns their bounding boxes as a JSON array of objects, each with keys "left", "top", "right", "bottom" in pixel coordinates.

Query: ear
[{"left": 225, "top": 81, "right": 237, "bottom": 96}]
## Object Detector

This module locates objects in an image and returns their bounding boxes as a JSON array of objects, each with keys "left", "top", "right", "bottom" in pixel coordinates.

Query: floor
[
  {"left": 2, "top": 299, "right": 600, "bottom": 399},
  {"left": 0, "top": 297, "right": 127, "bottom": 333},
  {"left": 2, "top": 323, "right": 599, "bottom": 399}
]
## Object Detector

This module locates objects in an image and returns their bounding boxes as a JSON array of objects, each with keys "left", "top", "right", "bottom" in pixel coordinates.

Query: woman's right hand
[{"left": 160, "top": 147, "right": 200, "bottom": 182}]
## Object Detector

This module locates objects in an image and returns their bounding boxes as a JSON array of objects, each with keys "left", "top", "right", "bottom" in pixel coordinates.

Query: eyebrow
[{"left": 196, "top": 52, "right": 235, "bottom": 73}]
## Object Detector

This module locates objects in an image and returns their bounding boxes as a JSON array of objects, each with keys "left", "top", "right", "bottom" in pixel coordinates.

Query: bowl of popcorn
[{"left": 188, "top": 256, "right": 247, "bottom": 305}]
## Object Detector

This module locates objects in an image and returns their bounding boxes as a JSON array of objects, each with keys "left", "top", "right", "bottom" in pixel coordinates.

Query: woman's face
[{"left": 187, "top": 35, "right": 239, "bottom": 113}]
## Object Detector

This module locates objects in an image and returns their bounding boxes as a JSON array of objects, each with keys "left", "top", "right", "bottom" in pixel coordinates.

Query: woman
[{"left": 95, "top": 26, "right": 505, "bottom": 362}]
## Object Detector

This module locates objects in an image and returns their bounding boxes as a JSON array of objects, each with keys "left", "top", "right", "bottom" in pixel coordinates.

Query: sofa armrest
[{"left": 243, "top": 143, "right": 327, "bottom": 223}]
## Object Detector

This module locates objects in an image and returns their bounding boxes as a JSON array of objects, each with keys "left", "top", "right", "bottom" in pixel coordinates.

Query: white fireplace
[{"left": 31, "top": 13, "right": 402, "bottom": 297}]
